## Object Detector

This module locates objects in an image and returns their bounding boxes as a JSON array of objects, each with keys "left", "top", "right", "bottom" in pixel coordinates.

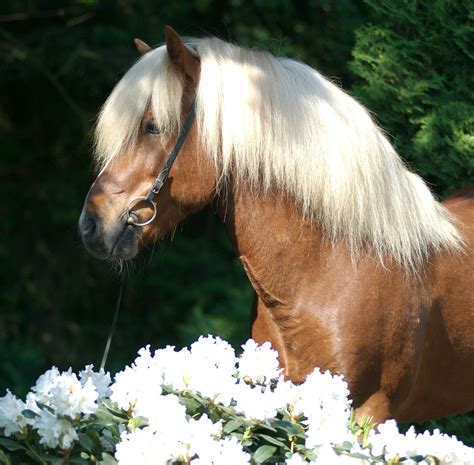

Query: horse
[{"left": 79, "top": 27, "right": 474, "bottom": 425}]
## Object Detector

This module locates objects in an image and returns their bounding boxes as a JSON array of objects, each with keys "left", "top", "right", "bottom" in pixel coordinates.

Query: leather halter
[{"left": 126, "top": 100, "right": 196, "bottom": 226}]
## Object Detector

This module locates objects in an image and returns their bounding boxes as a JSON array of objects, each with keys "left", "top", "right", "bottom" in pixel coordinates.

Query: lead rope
[
  {"left": 100, "top": 276, "right": 125, "bottom": 371},
  {"left": 101, "top": 101, "right": 196, "bottom": 368}
]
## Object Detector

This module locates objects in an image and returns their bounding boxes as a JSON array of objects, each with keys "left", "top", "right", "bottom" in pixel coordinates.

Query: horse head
[{"left": 79, "top": 27, "right": 216, "bottom": 261}]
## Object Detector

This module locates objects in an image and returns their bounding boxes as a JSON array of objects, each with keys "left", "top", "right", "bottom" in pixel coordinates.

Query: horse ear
[
  {"left": 134, "top": 38, "right": 152, "bottom": 56},
  {"left": 164, "top": 25, "right": 199, "bottom": 82}
]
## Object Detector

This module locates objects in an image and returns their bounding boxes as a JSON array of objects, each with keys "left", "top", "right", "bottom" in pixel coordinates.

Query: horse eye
[{"left": 145, "top": 121, "right": 160, "bottom": 135}]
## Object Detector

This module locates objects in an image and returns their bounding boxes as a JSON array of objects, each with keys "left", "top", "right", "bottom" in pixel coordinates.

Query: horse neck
[
  {"left": 215, "top": 181, "right": 412, "bottom": 306},
  {"left": 216, "top": 183, "right": 341, "bottom": 304}
]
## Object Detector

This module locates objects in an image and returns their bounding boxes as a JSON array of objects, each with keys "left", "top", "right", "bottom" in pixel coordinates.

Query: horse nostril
[{"left": 79, "top": 211, "right": 97, "bottom": 240}]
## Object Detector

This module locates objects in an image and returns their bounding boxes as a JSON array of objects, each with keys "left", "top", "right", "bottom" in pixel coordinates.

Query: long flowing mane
[{"left": 95, "top": 37, "right": 462, "bottom": 270}]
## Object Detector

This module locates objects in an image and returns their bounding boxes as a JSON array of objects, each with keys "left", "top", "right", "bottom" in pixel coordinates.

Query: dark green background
[{"left": 1, "top": 0, "right": 473, "bottom": 444}]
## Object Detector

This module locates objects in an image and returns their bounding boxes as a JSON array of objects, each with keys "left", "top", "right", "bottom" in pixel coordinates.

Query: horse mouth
[
  {"left": 109, "top": 220, "right": 141, "bottom": 261},
  {"left": 79, "top": 216, "right": 141, "bottom": 261}
]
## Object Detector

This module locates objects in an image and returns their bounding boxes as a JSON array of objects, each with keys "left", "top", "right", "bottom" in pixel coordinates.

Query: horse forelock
[
  {"left": 94, "top": 45, "right": 184, "bottom": 171},
  {"left": 94, "top": 36, "right": 463, "bottom": 271}
]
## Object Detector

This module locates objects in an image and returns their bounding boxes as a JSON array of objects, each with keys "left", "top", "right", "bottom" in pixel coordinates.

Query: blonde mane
[{"left": 95, "top": 37, "right": 463, "bottom": 270}]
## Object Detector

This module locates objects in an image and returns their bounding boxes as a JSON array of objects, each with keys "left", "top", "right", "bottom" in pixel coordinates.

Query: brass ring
[{"left": 125, "top": 196, "right": 157, "bottom": 227}]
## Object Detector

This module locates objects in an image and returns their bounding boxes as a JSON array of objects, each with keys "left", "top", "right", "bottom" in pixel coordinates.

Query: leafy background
[{"left": 0, "top": 0, "right": 472, "bottom": 445}]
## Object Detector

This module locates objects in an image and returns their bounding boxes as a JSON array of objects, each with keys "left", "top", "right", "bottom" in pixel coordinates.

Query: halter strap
[
  {"left": 146, "top": 100, "right": 196, "bottom": 202},
  {"left": 126, "top": 100, "right": 196, "bottom": 226}
]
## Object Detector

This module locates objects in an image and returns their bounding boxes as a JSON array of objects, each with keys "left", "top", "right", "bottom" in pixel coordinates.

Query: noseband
[{"left": 125, "top": 100, "right": 196, "bottom": 226}]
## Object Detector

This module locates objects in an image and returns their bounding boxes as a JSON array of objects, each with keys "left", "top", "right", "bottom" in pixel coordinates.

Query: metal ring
[{"left": 125, "top": 196, "right": 157, "bottom": 227}]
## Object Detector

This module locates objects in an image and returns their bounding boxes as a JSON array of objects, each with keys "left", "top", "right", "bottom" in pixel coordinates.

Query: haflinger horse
[{"left": 79, "top": 27, "right": 474, "bottom": 425}]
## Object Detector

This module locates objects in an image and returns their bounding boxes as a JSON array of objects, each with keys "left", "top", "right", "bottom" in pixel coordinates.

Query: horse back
[{"left": 443, "top": 184, "right": 474, "bottom": 204}]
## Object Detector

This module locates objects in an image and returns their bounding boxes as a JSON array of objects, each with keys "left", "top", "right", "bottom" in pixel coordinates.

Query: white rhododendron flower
[
  {"left": 313, "top": 444, "right": 369, "bottom": 464},
  {"left": 30, "top": 366, "right": 61, "bottom": 405},
  {"left": 370, "top": 420, "right": 474, "bottom": 465},
  {"left": 35, "top": 409, "right": 78, "bottom": 449},
  {"left": 153, "top": 345, "right": 194, "bottom": 391},
  {"left": 285, "top": 453, "right": 307, "bottom": 464},
  {"left": 232, "top": 382, "right": 281, "bottom": 420},
  {"left": 79, "top": 364, "right": 112, "bottom": 400},
  {"left": 22, "top": 365, "right": 104, "bottom": 450},
  {"left": 238, "top": 339, "right": 281, "bottom": 384},
  {"left": 140, "top": 393, "right": 187, "bottom": 435},
  {"left": 296, "top": 368, "right": 352, "bottom": 447},
  {"left": 115, "top": 427, "right": 177, "bottom": 465},
  {"left": 29, "top": 367, "right": 99, "bottom": 418},
  {"left": 110, "top": 364, "right": 150, "bottom": 412},
  {"left": 116, "top": 411, "right": 224, "bottom": 464},
  {"left": 50, "top": 372, "right": 98, "bottom": 418},
  {"left": 191, "top": 436, "right": 251, "bottom": 465},
  {"left": 186, "top": 335, "right": 238, "bottom": 404},
  {"left": 0, "top": 390, "right": 28, "bottom": 436},
  {"left": 1, "top": 336, "right": 473, "bottom": 464}
]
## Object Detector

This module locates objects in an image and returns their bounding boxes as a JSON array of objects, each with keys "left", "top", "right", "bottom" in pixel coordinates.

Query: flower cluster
[
  {"left": 0, "top": 335, "right": 473, "bottom": 465},
  {"left": 0, "top": 365, "right": 110, "bottom": 451}
]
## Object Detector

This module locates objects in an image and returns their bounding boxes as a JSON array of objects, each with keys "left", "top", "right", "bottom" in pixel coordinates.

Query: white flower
[
  {"left": 3, "top": 336, "right": 473, "bottom": 464},
  {"left": 111, "top": 365, "right": 147, "bottom": 412},
  {"left": 271, "top": 376, "right": 301, "bottom": 417},
  {"left": 139, "top": 393, "right": 187, "bottom": 435},
  {"left": 191, "top": 436, "right": 251, "bottom": 465},
  {"left": 187, "top": 414, "right": 223, "bottom": 460},
  {"left": 188, "top": 413, "right": 222, "bottom": 443},
  {"left": 115, "top": 427, "right": 175, "bottom": 465},
  {"left": 153, "top": 345, "right": 193, "bottom": 391},
  {"left": 186, "top": 335, "right": 238, "bottom": 405},
  {"left": 35, "top": 409, "right": 78, "bottom": 449},
  {"left": 29, "top": 367, "right": 99, "bottom": 418},
  {"left": 238, "top": 340, "right": 281, "bottom": 384},
  {"left": 190, "top": 335, "right": 237, "bottom": 373},
  {"left": 312, "top": 444, "right": 369, "bottom": 464},
  {"left": 369, "top": 419, "right": 405, "bottom": 459},
  {"left": 111, "top": 346, "right": 166, "bottom": 415},
  {"left": 0, "top": 390, "right": 28, "bottom": 436},
  {"left": 286, "top": 452, "right": 307, "bottom": 464},
  {"left": 31, "top": 366, "right": 61, "bottom": 404},
  {"left": 369, "top": 420, "right": 474, "bottom": 465},
  {"left": 294, "top": 368, "right": 352, "bottom": 447},
  {"left": 113, "top": 336, "right": 238, "bottom": 413},
  {"left": 232, "top": 382, "right": 280, "bottom": 421},
  {"left": 50, "top": 372, "right": 98, "bottom": 417},
  {"left": 79, "top": 365, "right": 112, "bottom": 400}
]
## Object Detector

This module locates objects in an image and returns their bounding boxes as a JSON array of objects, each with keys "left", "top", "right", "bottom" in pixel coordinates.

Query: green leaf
[
  {"left": 22, "top": 409, "right": 39, "bottom": 419},
  {"left": 273, "top": 420, "right": 304, "bottom": 436},
  {"left": 223, "top": 419, "right": 244, "bottom": 434},
  {"left": 95, "top": 403, "right": 127, "bottom": 424},
  {"left": 99, "top": 452, "right": 118, "bottom": 465},
  {"left": 102, "top": 401, "right": 129, "bottom": 420},
  {"left": 0, "top": 450, "right": 11, "bottom": 465},
  {"left": 35, "top": 402, "right": 55, "bottom": 414},
  {"left": 255, "top": 422, "right": 277, "bottom": 433},
  {"left": 252, "top": 445, "right": 277, "bottom": 464},
  {"left": 257, "top": 433, "right": 287, "bottom": 448},
  {"left": 0, "top": 438, "right": 26, "bottom": 452},
  {"left": 25, "top": 449, "right": 64, "bottom": 465},
  {"left": 78, "top": 433, "right": 94, "bottom": 452},
  {"left": 178, "top": 396, "right": 200, "bottom": 412}
]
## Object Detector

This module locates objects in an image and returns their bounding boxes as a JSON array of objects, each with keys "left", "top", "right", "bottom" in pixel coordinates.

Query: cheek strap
[{"left": 125, "top": 99, "right": 196, "bottom": 227}]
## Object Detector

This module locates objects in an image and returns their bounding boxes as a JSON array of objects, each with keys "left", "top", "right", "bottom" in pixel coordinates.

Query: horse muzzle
[{"left": 78, "top": 209, "right": 140, "bottom": 260}]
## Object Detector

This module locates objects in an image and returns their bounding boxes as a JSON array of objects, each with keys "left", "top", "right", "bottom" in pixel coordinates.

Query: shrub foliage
[{"left": 350, "top": 0, "right": 474, "bottom": 196}]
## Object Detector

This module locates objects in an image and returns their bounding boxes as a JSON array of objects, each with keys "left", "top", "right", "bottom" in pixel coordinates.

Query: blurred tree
[{"left": 350, "top": 0, "right": 474, "bottom": 196}]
